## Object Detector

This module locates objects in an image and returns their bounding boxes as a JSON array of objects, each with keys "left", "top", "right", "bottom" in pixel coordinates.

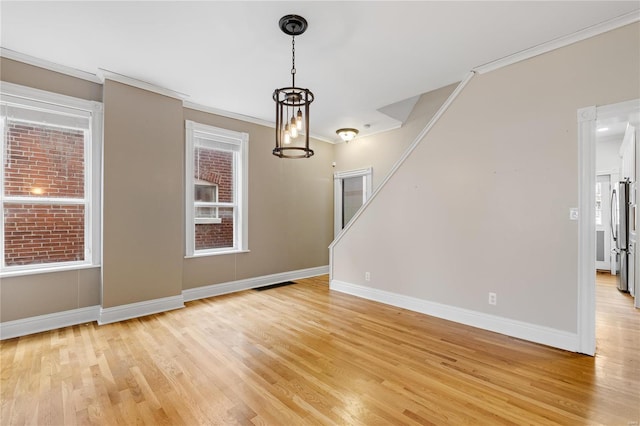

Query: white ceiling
[
  {"left": 597, "top": 110, "right": 640, "bottom": 142},
  {"left": 1, "top": 1, "right": 639, "bottom": 143}
]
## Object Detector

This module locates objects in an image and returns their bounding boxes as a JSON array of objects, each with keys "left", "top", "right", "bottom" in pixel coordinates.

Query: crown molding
[
  {"left": 0, "top": 47, "right": 101, "bottom": 83},
  {"left": 473, "top": 9, "right": 640, "bottom": 74},
  {"left": 183, "top": 100, "right": 335, "bottom": 144},
  {"left": 97, "top": 68, "right": 188, "bottom": 100},
  {"left": 184, "top": 100, "right": 274, "bottom": 129}
]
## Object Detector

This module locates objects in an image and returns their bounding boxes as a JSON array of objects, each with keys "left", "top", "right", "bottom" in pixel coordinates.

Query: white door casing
[{"left": 334, "top": 168, "right": 372, "bottom": 238}]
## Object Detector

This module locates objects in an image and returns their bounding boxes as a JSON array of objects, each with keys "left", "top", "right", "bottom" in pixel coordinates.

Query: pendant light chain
[{"left": 291, "top": 36, "right": 296, "bottom": 87}]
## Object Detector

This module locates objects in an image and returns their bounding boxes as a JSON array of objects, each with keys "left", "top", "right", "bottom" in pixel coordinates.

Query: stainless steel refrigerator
[{"left": 611, "top": 179, "right": 631, "bottom": 292}]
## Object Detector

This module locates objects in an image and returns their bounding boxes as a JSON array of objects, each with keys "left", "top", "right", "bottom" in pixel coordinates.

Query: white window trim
[
  {"left": 185, "top": 120, "right": 248, "bottom": 257},
  {"left": 0, "top": 82, "right": 102, "bottom": 276}
]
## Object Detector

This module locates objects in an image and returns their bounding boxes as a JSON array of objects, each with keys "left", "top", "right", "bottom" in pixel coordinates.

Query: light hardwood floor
[{"left": 1, "top": 274, "right": 639, "bottom": 425}]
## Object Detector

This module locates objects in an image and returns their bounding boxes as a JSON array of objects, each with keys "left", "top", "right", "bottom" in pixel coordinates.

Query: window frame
[
  {"left": 0, "top": 82, "right": 102, "bottom": 276},
  {"left": 185, "top": 120, "right": 248, "bottom": 257}
]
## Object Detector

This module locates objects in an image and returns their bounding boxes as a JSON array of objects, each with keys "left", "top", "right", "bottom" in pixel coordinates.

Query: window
[
  {"left": 185, "top": 120, "right": 248, "bottom": 256},
  {"left": 0, "top": 83, "right": 102, "bottom": 275}
]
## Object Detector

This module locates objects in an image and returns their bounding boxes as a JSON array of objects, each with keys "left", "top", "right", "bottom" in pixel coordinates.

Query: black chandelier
[{"left": 273, "top": 15, "right": 314, "bottom": 159}]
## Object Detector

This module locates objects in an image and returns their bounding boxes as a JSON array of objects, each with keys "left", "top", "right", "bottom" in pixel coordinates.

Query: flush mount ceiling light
[
  {"left": 273, "top": 15, "right": 314, "bottom": 159},
  {"left": 336, "top": 128, "right": 359, "bottom": 143}
]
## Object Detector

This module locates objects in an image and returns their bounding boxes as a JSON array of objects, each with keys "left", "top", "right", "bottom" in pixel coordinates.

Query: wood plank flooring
[{"left": 1, "top": 274, "right": 639, "bottom": 425}]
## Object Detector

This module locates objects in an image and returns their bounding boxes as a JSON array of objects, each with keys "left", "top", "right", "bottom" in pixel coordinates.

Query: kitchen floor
[{"left": 595, "top": 270, "right": 638, "bottom": 358}]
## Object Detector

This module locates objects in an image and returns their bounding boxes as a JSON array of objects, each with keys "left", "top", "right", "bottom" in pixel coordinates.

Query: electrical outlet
[
  {"left": 365, "top": 272, "right": 371, "bottom": 281},
  {"left": 488, "top": 292, "right": 497, "bottom": 305}
]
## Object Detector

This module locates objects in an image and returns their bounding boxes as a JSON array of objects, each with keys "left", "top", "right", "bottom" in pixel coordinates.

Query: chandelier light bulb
[
  {"left": 290, "top": 116, "right": 298, "bottom": 138},
  {"left": 296, "top": 109, "right": 303, "bottom": 130},
  {"left": 284, "top": 131, "right": 291, "bottom": 145}
]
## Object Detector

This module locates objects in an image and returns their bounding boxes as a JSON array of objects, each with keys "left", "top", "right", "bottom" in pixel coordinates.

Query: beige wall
[
  {"left": 332, "top": 23, "right": 640, "bottom": 333},
  {"left": 102, "top": 80, "right": 185, "bottom": 308},
  {"left": 0, "top": 59, "right": 333, "bottom": 321},
  {"left": 0, "top": 268, "right": 100, "bottom": 322},
  {"left": 333, "top": 83, "right": 457, "bottom": 190}
]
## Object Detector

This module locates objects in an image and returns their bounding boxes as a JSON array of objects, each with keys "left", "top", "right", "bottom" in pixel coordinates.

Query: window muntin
[
  {"left": 185, "top": 121, "right": 248, "bottom": 256},
  {"left": 0, "top": 83, "right": 102, "bottom": 275}
]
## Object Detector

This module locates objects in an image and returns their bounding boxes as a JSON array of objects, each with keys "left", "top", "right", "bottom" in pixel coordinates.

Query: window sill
[
  {"left": 184, "top": 249, "right": 250, "bottom": 259},
  {"left": 0, "top": 263, "right": 100, "bottom": 279}
]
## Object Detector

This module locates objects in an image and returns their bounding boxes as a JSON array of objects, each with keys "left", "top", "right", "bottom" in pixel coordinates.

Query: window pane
[
  {"left": 195, "top": 185, "right": 216, "bottom": 202},
  {"left": 194, "top": 147, "right": 234, "bottom": 203},
  {"left": 195, "top": 206, "right": 217, "bottom": 219},
  {"left": 3, "top": 203, "right": 85, "bottom": 266},
  {"left": 4, "top": 121, "right": 85, "bottom": 198},
  {"left": 195, "top": 207, "right": 234, "bottom": 250}
]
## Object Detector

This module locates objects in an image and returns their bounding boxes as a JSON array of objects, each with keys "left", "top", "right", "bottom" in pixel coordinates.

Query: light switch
[{"left": 570, "top": 208, "right": 579, "bottom": 220}]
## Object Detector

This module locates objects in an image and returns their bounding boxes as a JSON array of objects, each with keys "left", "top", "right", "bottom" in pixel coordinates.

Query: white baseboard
[
  {"left": 330, "top": 280, "right": 579, "bottom": 353},
  {"left": 98, "top": 295, "right": 185, "bottom": 325},
  {"left": 0, "top": 306, "right": 100, "bottom": 340},
  {"left": 1, "top": 266, "right": 330, "bottom": 339},
  {"left": 183, "top": 265, "right": 329, "bottom": 302}
]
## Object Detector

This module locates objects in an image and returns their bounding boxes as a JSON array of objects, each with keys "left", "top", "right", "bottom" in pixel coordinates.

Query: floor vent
[{"left": 254, "top": 281, "right": 296, "bottom": 291}]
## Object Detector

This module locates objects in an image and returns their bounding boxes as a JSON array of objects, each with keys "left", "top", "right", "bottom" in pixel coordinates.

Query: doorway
[
  {"left": 578, "top": 99, "right": 640, "bottom": 355},
  {"left": 334, "top": 168, "right": 372, "bottom": 237}
]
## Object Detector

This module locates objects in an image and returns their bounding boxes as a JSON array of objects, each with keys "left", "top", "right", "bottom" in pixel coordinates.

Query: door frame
[
  {"left": 334, "top": 167, "right": 372, "bottom": 237},
  {"left": 577, "top": 99, "right": 640, "bottom": 355}
]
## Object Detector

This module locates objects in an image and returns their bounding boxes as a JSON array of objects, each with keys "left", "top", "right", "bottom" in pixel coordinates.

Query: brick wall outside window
[
  {"left": 194, "top": 147, "right": 234, "bottom": 249},
  {"left": 3, "top": 121, "right": 85, "bottom": 266}
]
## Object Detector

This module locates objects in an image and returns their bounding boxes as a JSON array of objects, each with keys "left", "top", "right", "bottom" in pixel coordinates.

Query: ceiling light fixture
[
  {"left": 597, "top": 127, "right": 609, "bottom": 132},
  {"left": 336, "top": 128, "right": 359, "bottom": 143},
  {"left": 273, "top": 15, "right": 314, "bottom": 159}
]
